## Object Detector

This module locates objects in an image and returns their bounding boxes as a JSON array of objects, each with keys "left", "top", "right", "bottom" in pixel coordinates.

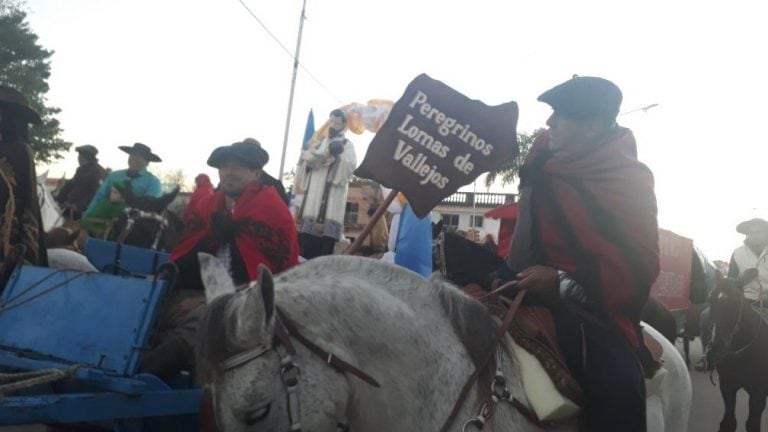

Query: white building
[{"left": 431, "top": 192, "right": 516, "bottom": 243}]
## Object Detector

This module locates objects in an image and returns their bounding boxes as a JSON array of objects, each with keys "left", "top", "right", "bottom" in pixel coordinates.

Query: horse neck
[
  {"left": 737, "top": 303, "right": 768, "bottom": 345},
  {"left": 272, "top": 258, "right": 528, "bottom": 430}
]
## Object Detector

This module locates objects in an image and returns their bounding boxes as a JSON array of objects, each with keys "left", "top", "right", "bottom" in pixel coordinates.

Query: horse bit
[{"left": 215, "top": 308, "right": 379, "bottom": 432}]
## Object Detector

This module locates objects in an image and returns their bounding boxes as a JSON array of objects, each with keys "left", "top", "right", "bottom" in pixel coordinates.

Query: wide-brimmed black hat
[
  {"left": 538, "top": 76, "right": 622, "bottom": 120},
  {"left": 207, "top": 138, "right": 269, "bottom": 170},
  {"left": 75, "top": 145, "right": 98, "bottom": 157},
  {"left": 736, "top": 218, "right": 768, "bottom": 235},
  {"left": 118, "top": 142, "right": 162, "bottom": 162},
  {"left": 0, "top": 86, "right": 42, "bottom": 125}
]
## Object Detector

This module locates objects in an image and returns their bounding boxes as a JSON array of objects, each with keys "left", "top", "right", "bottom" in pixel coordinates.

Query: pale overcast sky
[{"left": 24, "top": 0, "right": 768, "bottom": 262}]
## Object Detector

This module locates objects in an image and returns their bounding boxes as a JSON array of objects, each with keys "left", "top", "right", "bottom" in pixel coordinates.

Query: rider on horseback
[
  {"left": 81, "top": 143, "right": 163, "bottom": 237},
  {"left": 500, "top": 76, "right": 659, "bottom": 431},
  {"left": 0, "top": 86, "right": 48, "bottom": 287},
  {"left": 55, "top": 144, "right": 107, "bottom": 220},
  {"left": 140, "top": 139, "right": 299, "bottom": 380}
]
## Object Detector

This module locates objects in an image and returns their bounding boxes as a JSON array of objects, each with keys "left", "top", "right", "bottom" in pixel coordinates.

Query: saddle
[{"left": 463, "top": 284, "right": 665, "bottom": 422}]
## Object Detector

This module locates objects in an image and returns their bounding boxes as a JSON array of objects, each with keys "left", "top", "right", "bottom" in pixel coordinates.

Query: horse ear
[
  {"left": 198, "top": 253, "right": 236, "bottom": 303},
  {"left": 257, "top": 265, "right": 275, "bottom": 327},
  {"left": 232, "top": 265, "right": 276, "bottom": 348}
]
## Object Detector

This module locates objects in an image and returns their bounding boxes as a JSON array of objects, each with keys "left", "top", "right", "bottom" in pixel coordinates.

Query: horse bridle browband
[{"left": 212, "top": 306, "right": 380, "bottom": 432}]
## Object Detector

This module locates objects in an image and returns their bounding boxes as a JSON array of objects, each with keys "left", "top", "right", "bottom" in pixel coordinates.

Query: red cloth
[
  {"left": 183, "top": 174, "right": 215, "bottom": 226},
  {"left": 526, "top": 128, "right": 659, "bottom": 347},
  {"left": 172, "top": 181, "right": 299, "bottom": 278}
]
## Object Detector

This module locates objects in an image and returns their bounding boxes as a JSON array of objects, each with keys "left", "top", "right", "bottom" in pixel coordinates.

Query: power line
[{"left": 235, "top": 0, "right": 343, "bottom": 104}]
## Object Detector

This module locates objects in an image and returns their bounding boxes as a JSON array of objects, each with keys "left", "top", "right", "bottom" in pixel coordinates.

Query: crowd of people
[{"left": 2, "top": 75, "right": 766, "bottom": 431}]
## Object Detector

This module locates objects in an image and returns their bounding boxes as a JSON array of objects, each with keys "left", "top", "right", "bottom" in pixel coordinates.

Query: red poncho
[
  {"left": 525, "top": 128, "right": 659, "bottom": 347},
  {"left": 172, "top": 181, "right": 299, "bottom": 279}
]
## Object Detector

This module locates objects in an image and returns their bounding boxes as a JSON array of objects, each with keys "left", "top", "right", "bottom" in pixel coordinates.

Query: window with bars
[
  {"left": 470, "top": 215, "right": 484, "bottom": 228},
  {"left": 441, "top": 213, "right": 459, "bottom": 229}
]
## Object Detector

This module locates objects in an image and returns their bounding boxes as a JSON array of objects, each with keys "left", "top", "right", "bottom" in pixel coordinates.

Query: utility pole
[{"left": 278, "top": 0, "right": 307, "bottom": 181}]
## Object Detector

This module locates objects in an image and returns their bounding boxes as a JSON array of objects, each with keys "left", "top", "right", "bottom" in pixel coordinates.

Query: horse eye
[{"left": 245, "top": 403, "right": 271, "bottom": 425}]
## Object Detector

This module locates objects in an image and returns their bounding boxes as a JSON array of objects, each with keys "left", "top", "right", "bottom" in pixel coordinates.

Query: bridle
[
  {"left": 117, "top": 208, "right": 168, "bottom": 250},
  {"left": 717, "top": 295, "right": 764, "bottom": 359},
  {"left": 209, "top": 306, "right": 380, "bottom": 432}
]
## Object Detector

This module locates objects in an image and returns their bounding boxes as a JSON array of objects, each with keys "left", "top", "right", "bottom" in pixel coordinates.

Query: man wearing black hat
[
  {"left": 502, "top": 76, "right": 659, "bottom": 431},
  {"left": 82, "top": 142, "right": 162, "bottom": 224},
  {"left": 55, "top": 145, "right": 107, "bottom": 220},
  {"left": 140, "top": 139, "right": 298, "bottom": 379},
  {"left": 0, "top": 86, "right": 48, "bottom": 282}
]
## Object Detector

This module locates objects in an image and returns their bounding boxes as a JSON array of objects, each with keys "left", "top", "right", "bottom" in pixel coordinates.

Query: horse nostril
[{"left": 245, "top": 403, "right": 271, "bottom": 426}]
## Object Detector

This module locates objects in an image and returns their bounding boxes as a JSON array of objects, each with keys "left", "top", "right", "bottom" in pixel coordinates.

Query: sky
[{"left": 21, "top": 0, "right": 768, "bottom": 262}]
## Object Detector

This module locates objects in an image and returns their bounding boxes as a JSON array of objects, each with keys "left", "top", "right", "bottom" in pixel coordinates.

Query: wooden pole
[{"left": 345, "top": 189, "right": 399, "bottom": 255}]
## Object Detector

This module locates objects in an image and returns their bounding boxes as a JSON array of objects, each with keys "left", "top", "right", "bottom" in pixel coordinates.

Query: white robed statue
[{"left": 296, "top": 109, "right": 357, "bottom": 259}]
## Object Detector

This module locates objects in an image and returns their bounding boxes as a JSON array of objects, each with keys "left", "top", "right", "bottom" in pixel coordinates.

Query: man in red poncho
[
  {"left": 140, "top": 139, "right": 298, "bottom": 379},
  {"left": 504, "top": 76, "right": 659, "bottom": 431}
]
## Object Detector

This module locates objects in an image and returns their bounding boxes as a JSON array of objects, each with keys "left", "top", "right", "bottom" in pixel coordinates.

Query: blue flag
[
  {"left": 394, "top": 204, "right": 433, "bottom": 277},
  {"left": 302, "top": 109, "right": 315, "bottom": 150}
]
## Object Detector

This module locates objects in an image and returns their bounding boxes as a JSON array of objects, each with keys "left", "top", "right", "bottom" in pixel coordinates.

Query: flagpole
[{"left": 278, "top": 0, "right": 308, "bottom": 181}]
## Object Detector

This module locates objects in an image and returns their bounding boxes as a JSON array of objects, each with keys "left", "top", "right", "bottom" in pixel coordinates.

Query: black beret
[
  {"left": 207, "top": 139, "right": 269, "bottom": 170},
  {"left": 75, "top": 145, "right": 99, "bottom": 157},
  {"left": 538, "top": 76, "right": 622, "bottom": 120}
]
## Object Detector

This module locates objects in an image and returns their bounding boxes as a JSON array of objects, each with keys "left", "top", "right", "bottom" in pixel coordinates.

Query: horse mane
[
  {"left": 196, "top": 292, "right": 236, "bottom": 383},
  {"left": 430, "top": 274, "right": 497, "bottom": 371},
  {"left": 280, "top": 257, "right": 497, "bottom": 371}
]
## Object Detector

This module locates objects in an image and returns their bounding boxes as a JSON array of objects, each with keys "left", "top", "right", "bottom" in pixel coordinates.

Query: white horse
[
  {"left": 36, "top": 171, "right": 64, "bottom": 232},
  {"left": 197, "top": 255, "right": 691, "bottom": 432}
]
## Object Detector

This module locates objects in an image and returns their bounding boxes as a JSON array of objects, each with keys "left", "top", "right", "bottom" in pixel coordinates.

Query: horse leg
[
  {"left": 718, "top": 378, "right": 739, "bottom": 432},
  {"left": 745, "top": 391, "right": 767, "bottom": 432}
]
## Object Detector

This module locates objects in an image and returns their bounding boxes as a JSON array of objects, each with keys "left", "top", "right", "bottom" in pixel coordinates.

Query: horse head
[
  {"left": 196, "top": 254, "right": 350, "bottom": 432},
  {"left": 123, "top": 183, "right": 181, "bottom": 213},
  {"left": 113, "top": 186, "right": 183, "bottom": 251}
]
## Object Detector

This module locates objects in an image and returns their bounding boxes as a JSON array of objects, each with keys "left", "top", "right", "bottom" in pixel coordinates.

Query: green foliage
[
  {"left": 484, "top": 129, "right": 543, "bottom": 188},
  {"left": 0, "top": 0, "right": 71, "bottom": 162}
]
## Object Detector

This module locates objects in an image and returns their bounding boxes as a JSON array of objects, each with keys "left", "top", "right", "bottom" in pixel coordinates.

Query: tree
[
  {"left": 0, "top": 0, "right": 71, "bottom": 162},
  {"left": 157, "top": 168, "right": 190, "bottom": 192},
  {"left": 484, "top": 129, "right": 543, "bottom": 188}
]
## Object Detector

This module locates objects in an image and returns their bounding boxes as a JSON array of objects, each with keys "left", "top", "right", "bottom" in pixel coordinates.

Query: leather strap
[
  {"left": 275, "top": 307, "right": 380, "bottom": 388},
  {"left": 199, "top": 387, "right": 219, "bottom": 432},
  {"left": 438, "top": 289, "right": 527, "bottom": 432}
]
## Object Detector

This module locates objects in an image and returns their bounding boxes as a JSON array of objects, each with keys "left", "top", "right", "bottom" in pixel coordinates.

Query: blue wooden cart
[{"left": 0, "top": 239, "right": 202, "bottom": 431}]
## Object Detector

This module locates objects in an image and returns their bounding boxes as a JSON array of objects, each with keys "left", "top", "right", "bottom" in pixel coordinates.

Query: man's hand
[{"left": 516, "top": 265, "right": 559, "bottom": 298}]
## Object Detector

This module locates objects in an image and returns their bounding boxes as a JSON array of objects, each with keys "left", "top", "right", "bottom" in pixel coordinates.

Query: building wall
[
  {"left": 430, "top": 206, "right": 502, "bottom": 242},
  {"left": 343, "top": 182, "right": 513, "bottom": 244}
]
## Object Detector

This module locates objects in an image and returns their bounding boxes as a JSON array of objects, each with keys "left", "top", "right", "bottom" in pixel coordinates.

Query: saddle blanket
[{"left": 465, "top": 285, "right": 666, "bottom": 422}]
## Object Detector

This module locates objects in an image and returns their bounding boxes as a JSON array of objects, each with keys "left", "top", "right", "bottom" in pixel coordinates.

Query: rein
[
  {"left": 438, "top": 286, "right": 527, "bottom": 432},
  {"left": 210, "top": 305, "right": 379, "bottom": 432},
  {"left": 719, "top": 295, "right": 764, "bottom": 361}
]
